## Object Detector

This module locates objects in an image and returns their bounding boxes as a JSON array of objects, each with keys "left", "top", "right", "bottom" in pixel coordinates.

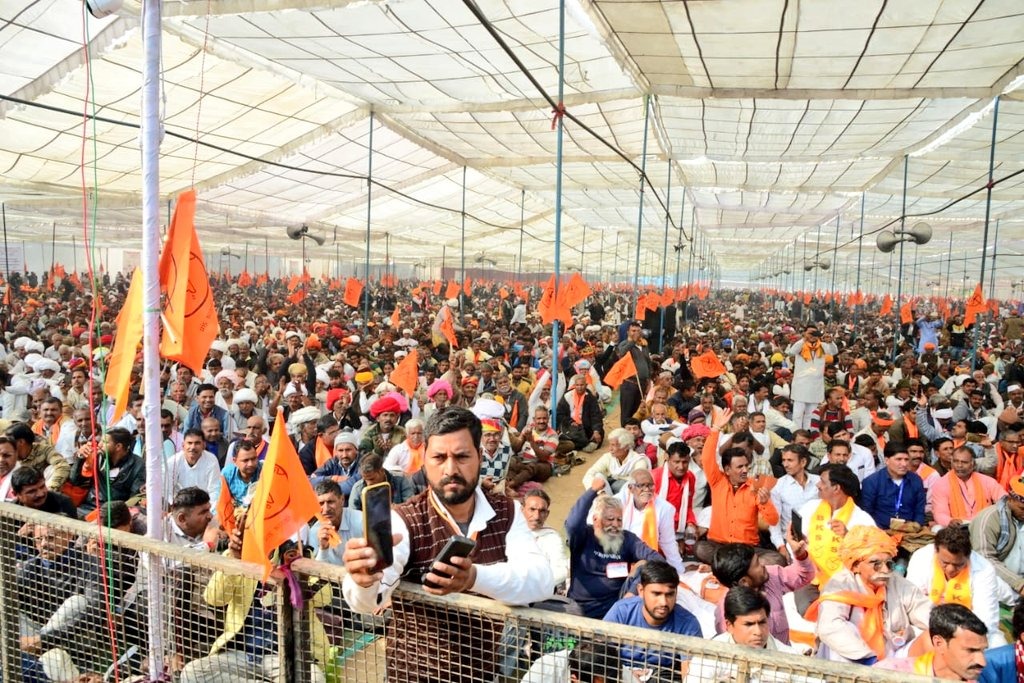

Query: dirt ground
[{"left": 540, "top": 398, "right": 621, "bottom": 534}]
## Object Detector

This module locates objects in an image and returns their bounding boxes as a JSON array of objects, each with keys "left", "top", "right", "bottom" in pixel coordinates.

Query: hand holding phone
[
  {"left": 423, "top": 535, "right": 476, "bottom": 591},
  {"left": 790, "top": 510, "right": 805, "bottom": 542},
  {"left": 361, "top": 482, "right": 394, "bottom": 573}
]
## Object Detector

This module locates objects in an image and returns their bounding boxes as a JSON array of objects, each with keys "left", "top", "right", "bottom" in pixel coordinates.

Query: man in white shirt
[
  {"left": 164, "top": 429, "right": 222, "bottom": 512},
  {"left": 769, "top": 444, "right": 820, "bottom": 564},
  {"left": 522, "top": 489, "right": 569, "bottom": 593},
  {"left": 617, "top": 469, "right": 686, "bottom": 574}
]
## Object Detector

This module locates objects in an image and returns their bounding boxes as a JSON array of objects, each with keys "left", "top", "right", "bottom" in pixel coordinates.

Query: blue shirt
[
  {"left": 183, "top": 404, "right": 230, "bottom": 436},
  {"left": 860, "top": 469, "right": 926, "bottom": 529},
  {"left": 312, "top": 455, "right": 362, "bottom": 497},
  {"left": 221, "top": 461, "right": 262, "bottom": 504},
  {"left": 977, "top": 643, "right": 1016, "bottom": 683},
  {"left": 603, "top": 596, "right": 701, "bottom": 668}
]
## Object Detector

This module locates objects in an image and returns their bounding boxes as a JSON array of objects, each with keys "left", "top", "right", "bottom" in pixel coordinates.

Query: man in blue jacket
[{"left": 860, "top": 442, "right": 926, "bottom": 529}]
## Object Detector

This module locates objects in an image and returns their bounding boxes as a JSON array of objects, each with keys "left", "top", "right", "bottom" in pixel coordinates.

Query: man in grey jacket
[{"left": 969, "top": 475, "right": 1024, "bottom": 598}]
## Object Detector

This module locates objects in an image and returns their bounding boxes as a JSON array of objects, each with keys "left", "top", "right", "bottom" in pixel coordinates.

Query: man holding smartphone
[{"left": 342, "top": 407, "right": 552, "bottom": 683}]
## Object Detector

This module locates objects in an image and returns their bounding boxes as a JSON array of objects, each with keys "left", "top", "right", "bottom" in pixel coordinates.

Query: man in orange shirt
[{"left": 696, "top": 409, "right": 779, "bottom": 563}]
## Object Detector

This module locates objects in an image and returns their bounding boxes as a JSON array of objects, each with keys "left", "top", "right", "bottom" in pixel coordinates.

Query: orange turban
[{"left": 838, "top": 526, "right": 898, "bottom": 571}]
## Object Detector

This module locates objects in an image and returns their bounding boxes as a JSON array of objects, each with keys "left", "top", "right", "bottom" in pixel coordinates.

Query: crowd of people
[{"left": 3, "top": 268, "right": 1024, "bottom": 682}]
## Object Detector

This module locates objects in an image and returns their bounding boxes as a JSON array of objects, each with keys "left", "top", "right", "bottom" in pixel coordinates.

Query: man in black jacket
[{"left": 557, "top": 374, "right": 605, "bottom": 452}]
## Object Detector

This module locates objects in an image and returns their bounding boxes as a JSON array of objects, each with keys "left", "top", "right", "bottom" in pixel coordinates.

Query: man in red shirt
[{"left": 652, "top": 440, "right": 697, "bottom": 535}]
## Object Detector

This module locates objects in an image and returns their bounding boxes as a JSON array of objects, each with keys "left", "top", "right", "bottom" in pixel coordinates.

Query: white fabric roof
[{"left": 1, "top": 0, "right": 1023, "bottom": 288}]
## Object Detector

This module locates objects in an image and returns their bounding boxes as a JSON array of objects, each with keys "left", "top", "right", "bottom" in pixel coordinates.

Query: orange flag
[
  {"left": 103, "top": 267, "right": 144, "bottom": 423},
  {"left": 218, "top": 476, "right": 236, "bottom": 536},
  {"left": 445, "top": 280, "right": 460, "bottom": 300},
  {"left": 343, "top": 277, "right": 363, "bottom": 308},
  {"left": 603, "top": 351, "right": 638, "bottom": 389},
  {"left": 287, "top": 274, "right": 300, "bottom": 292},
  {"left": 879, "top": 294, "right": 893, "bottom": 316},
  {"left": 242, "top": 408, "right": 322, "bottom": 580},
  {"left": 432, "top": 280, "right": 443, "bottom": 296},
  {"left": 237, "top": 271, "right": 252, "bottom": 288},
  {"left": 691, "top": 350, "right": 727, "bottom": 380},
  {"left": 538, "top": 275, "right": 557, "bottom": 324},
  {"left": 287, "top": 289, "right": 306, "bottom": 305},
  {"left": 434, "top": 305, "right": 459, "bottom": 349},
  {"left": 899, "top": 300, "right": 914, "bottom": 325},
  {"left": 390, "top": 348, "right": 419, "bottom": 397},
  {"left": 498, "top": 287, "right": 509, "bottom": 300},
  {"left": 561, "top": 272, "right": 592, "bottom": 310},
  {"left": 390, "top": 306, "right": 400, "bottom": 329},
  {"left": 964, "top": 283, "right": 985, "bottom": 325},
  {"left": 463, "top": 277, "right": 472, "bottom": 297},
  {"left": 315, "top": 437, "right": 332, "bottom": 469},
  {"left": 158, "top": 190, "right": 219, "bottom": 374}
]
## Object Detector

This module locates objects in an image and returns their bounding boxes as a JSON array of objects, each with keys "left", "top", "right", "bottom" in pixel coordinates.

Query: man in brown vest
[{"left": 342, "top": 406, "right": 553, "bottom": 682}]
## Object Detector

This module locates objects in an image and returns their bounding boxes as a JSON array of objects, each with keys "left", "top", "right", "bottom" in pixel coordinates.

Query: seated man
[
  {"left": 581, "top": 428, "right": 650, "bottom": 495},
  {"left": 522, "top": 490, "right": 569, "bottom": 593},
  {"left": 652, "top": 440, "right": 697, "bottom": 536},
  {"left": 556, "top": 373, "right": 604, "bottom": 452},
  {"left": 874, "top": 603, "right": 988, "bottom": 679},
  {"left": 809, "top": 525, "right": 932, "bottom": 664},
  {"left": 505, "top": 405, "right": 557, "bottom": 496},
  {"left": 928, "top": 446, "right": 1005, "bottom": 530},
  {"left": 979, "top": 600, "right": 1024, "bottom": 683},
  {"left": 968, "top": 473, "right": 1024, "bottom": 600},
  {"left": 860, "top": 442, "right": 926, "bottom": 530},
  {"left": 309, "top": 480, "right": 362, "bottom": 566},
  {"left": 603, "top": 560, "right": 701, "bottom": 681},
  {"left": 710, "top": 539, "right": 813, "bottom": 646},
  {"left": 566, "top": 479, "right": 662, "bottom": 619},
  {"left": 347, "top": 453, "right": 415, "bottom": 510},
  {"left": 617, "top": 469, "right": 685, "bottom": 574},
  {"left": 685, "top": 586, "right": 815, "bottom": 683},
  {"left": 906, "top": 524, "right": 1005, "bottom": 647}
]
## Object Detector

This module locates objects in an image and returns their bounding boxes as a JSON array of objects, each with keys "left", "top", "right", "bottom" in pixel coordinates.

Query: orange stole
[{"left": 805, "top": 587, "right": 887, "bottom": 659}]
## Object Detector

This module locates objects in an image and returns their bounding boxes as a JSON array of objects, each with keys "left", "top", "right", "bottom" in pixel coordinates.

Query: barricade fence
[{"left": 0, "top": 504, "right": 932, "bottom": 683}]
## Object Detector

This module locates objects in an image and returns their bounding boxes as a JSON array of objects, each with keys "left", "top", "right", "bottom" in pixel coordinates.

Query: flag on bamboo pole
[
  {"left": 217, "top": 476, "right": 236, "bottom": 536},
  {"left": 445, "top": 281, "right": 460, "bottom": 300},
  {"left": 900, "top": 300, "right": 914, "bottom": 325},
  {"left": 432, "top": 280, "right": 443, "bottom": 296},
  {"left": 433, "top": 305, "right": 459, "bottom": 349},
  {"left": 103, "top": 267, "right": 143, "bottom": 424},
  {"left": 242, "top": 408, "right": 322, "bottom": 580},
  {"left": 560, "top": 272, "right": 591, "bottom": 310},
  {"left": 691, "top": 350, "right": 727, "bottom": 380},
  {"left": 390, "top": 307, "right": 400, "bottom": 329},
  {"left": 965, "top": 284, "right": 985, "bottom": 325},
  {"left": 603, "top": 351, "right": 638, "bottom": 389},
  {"left": 237, "top": 271, "right": 253, "bottom": 288},
  {"left": 463, "top": 277, "right": 472, "bottom": 297},
  {"left": 879, "top": 294, "right": 893, "bottom": 316},
  {"left": 158, "top": 190, "right": 219, "bottom": 374},
  {"left": 287, "top": 289, "right": 306, "bottom": 305}
]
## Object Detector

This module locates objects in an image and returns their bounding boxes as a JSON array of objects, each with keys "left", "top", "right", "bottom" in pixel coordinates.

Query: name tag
[{"left": 606, "top": 562, "right": 628, "bottom": 579}]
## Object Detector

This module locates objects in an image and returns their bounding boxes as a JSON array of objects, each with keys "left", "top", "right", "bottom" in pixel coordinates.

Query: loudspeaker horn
[
  {"left": 285, "top": 224, "right": 326, "bottom": 246},
  {"left": 908, "top": 222, "right": 932, "bottom": 245},
  {"left": 876, "top": 230, "right": 899, "bottom": 253}
]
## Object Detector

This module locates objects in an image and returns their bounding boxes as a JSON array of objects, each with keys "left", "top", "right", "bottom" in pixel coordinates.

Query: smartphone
[
  {"left": 361, "top": 482, "right": 393, "bottom": 572},
  {"left": 423, "top": 535, "right": 476, "bottom": 589},
  {"left": 791, "top": 510, "right": 805, "bottom": 542}
]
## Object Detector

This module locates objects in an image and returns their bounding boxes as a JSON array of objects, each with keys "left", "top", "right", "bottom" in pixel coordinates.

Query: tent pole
[
  {"left": 944, "top": 234, "right": 952, "bottom": 300},
  {"left": 460, "top": 165, "right": 467, "bottom": 311},
  {"left": 659, "top": 158, "right": 671, "bottom": 349},
  {"left": 989, "top": 219, "right": 1000, "bottom": 299},
  {"left": 580, "top": 225, "right": 586, "bottom": 271},
  {"left": 598, "top": 228, "right": 604, "bottom": 283},
  {"left": 50, "top": 222, "right": 56, "bottom": 274},
  {"left": 550, "top": 0, "right": 566, "bottom": 428},
  {"left": 139, "top": 0, "right": 166, "bottom": 675},
  {"left": 674, "top": 190, "right": 685, "bottom": 291},
  {"left": 363, "top": 112, "right": 374, "bottom": 333},
  {"left": 517, "top": 189, "right": 525, "bottom": 282},
  {"left": 1, "top": 204, "right": 7, "bottom": 278},
  {"left": 830, "top": 215, "right": 839, "bottom": 317},
  {"left": 893, "top": 155, "right": 909, "bottom": 361},
  {"left": 972, "top": 95, "right": 1000, "bottom": 369},
  {"left": 853, "top": 192, "right": 865, "bottom": 331},
  {"left": 632, "top": 94, "right": 651, "bottom": 312}
]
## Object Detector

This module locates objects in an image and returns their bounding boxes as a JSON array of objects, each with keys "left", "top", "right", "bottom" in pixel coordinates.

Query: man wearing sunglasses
[{"left": 808, "top": 525, "right": 932, "bottom": 664}]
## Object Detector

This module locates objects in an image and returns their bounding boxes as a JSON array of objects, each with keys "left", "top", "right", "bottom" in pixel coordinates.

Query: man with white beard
[{"left": 566, "top": 477, "right": 663, "bottom": 619}]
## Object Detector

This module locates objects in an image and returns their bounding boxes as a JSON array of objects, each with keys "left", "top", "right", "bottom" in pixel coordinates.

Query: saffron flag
[
  {"left": 287, "top": 274, "right": 300, "bottom": 292},
  {"left": 432, "top": 280, "right": 443, "bottom": 296},
  {"left": 237, "top": 271, "right": 253, "bottom": 288},
  {"left": 899, "top": 300, "right": 914, "bottom": 325},
  {"left": 433, "top": 305, "right": 459, "bottom": 349},
  {"left": 390, "top": 348, "right": 419, "bottom": 397},
  {"left": 691, "top": 350, "right": 727, "bottom": 380},
  {"left": 964, "top": 283, "right": 985, "bottom": 326},
  {"left": 538, "top": 275, "right": 557, "bottom": 324},
  {"left": 242, "top": 408, "right": 322, "bottom": 580},
  {"left": 445, "top": 280, "right": 460, "bottom": 300},
  {"left": 498, "top": 287, "right": 509, "bottom": 300},
  {"left": 603, "top": 351, "right": 638, "bottom": 390},
  {"left": 560, "top": 272, "right": 591, "bottom": 310},
  {"left": 879, "top": 294, "right": 893, "bottom": 316},
  {"left": 218, "top": 476, "right": 236, "bottom": 536},
  {"left": 390, "top": 306, "right": 400, "bottom": 329},
  {"left": 463, "top": 277, "right": 472, "bottom": 297},
  {"left": 287, "top": 289, "right": 306, "bottom": 305},
  {"left": 158, "top": 190, "right": 219, "bottom": 374},
  {"left": 343, "top": 277, "right": 363, "bottom": 308},
  {"left": 103, "top": 267, "right": 144, "bottom": 424},
  {"left": 315, "top": 437, "right": 332, "bottom": 469}
]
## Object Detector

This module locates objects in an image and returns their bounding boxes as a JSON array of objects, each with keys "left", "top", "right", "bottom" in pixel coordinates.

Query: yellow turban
[
  {"left": 354, "top": 371, "right": 374, "bottom": 384},
  {"left": 288, "top": 362, "right": 307, "bottom": 377},
  {"left": 838, "top": 526, "right": 898, "bottom": 571}
]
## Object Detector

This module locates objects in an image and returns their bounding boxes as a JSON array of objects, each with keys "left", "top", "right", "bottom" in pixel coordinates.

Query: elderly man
[
  {"left": 617, "top": 469, "right": 685, "bottom": 574},
  {"left": 383, "top": 417, "right": 425, "bottom": 478},
  {"left": 228, "top": 415, "right": 269, "bottom": 462},
  {"left": 522, "top": 490, "right": 569, "bottom": 593},
  {"left": 581, "top": 427, "right": 650, "bottom": 495},
  {"left": 809, "top": 525, "right": 932, "bottom": 664},
  {"left": 556, "top": 373, "right": 604, "bottom": 452},
  {"left": 874, "top": 604, "right": 988, "bottom": 679},
  {"left": 906, "top": 525, "right": 1005, "bottom": 648},
  {"left": 348, "top": 453, "right": 415, "bottom": 510},
  {"left": 201, "top": 415, "right": 230, "bottom": 468},
  {"left": 566, "top": 479, "right": 662, "bottom": 618},
  {"left": 287, "top": 405, "right": 320, "bottom": 464},
  {"left": 342, "top": 407, "right": 551, "bottom": 683},
  {"left": 969, "top": 474, "right": 1024, "bottom": 599},
  {"left": 929, "top": 446, "right": 1005, "bottom": 529},
  {"left": 359, "top": 395, "right": 406, "bottom": 459},
  {"left": 313, "top": 430, "right": 362, "bottom": 497}
]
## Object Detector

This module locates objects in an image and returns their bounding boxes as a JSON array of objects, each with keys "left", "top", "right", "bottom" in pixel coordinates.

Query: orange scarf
[
  {"left": 913, "top": 652, "right": 935, "bottom": 676},
  {"left": 903, "top": 415, "right": 918, "bottom": 439},
  {"left": 315, "top": 437, "right": 332, "bottom": 468},
  {"left": 799, "top": 340, "right": 824, "bottom": 362},
  {"left": 808, "top": 498, "right": 854, "bottom": 585},
  {"left": 32, "top": 417, "right": 62, "bottom": 446},
  {"left": 640, "top": 502, "right": 659, "bottom": 551},
  {"left": 997, "top": 444, "right": 1023, "bottom": 490},
  {"left": 571, "top": 390, "right": 586, "bottom": 424},
  {"left": 405, "top": 443, "right": 424, "bottom": 474},
  {"left": 806, "top": 587, "right": 887, "bottom": 659},
  {"left": 929, "top": 557, "right": 972, "bottom": 609},
  {"left": 947, "top": 472, "right": 988, "bottom": 521}
]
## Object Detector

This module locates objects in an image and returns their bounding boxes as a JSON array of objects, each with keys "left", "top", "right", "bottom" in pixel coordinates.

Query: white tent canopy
[{"left": 2, "top": 0, "right": 1023, "bottom": 291}]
